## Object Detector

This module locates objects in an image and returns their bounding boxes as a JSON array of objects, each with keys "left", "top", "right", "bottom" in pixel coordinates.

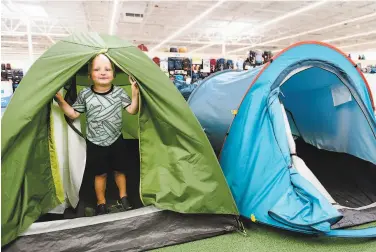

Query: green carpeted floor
[{"left": 153, "top": 224, "right": 376, "bottom": 252}]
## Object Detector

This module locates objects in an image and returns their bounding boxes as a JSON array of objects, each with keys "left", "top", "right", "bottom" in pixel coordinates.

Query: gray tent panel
[{"left": 4, "top": 207, "right": 238, "bottom": 252}]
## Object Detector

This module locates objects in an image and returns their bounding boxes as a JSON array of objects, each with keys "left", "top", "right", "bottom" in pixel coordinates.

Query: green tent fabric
[{"left": 1, "top": 33, "right": 238, "bottom": 246}]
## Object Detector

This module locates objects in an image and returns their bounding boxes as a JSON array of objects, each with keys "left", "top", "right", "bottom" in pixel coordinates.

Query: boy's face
[{"left": 90, "top": 54, "right": 114, "bottom": 86}]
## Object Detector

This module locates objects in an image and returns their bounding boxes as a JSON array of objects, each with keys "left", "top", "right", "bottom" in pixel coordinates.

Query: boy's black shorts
[{"left": 86, "top": 136, "right": 128, "bottom": 176}]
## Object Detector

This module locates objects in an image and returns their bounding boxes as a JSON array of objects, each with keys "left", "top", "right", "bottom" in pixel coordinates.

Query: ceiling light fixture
[{"left": 150, "top": 0, "right": 226, "bottom": 52}]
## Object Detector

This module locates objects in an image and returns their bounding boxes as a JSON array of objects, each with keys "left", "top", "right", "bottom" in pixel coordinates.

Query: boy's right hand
[{"left": 54, "top": 92, "right": 63, "bottom": 102}]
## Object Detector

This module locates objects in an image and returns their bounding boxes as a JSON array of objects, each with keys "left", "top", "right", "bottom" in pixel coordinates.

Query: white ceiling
[{"left": 1, "top": 0, "right": 376, "bottom": 58}]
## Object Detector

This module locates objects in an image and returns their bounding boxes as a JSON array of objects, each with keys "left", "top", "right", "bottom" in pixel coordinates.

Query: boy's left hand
[{"left": 129, "top": 75, "right": 139, "bottom": 94}]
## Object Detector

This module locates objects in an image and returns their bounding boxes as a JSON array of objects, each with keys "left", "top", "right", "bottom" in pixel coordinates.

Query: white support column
[
  {"left": 109, "top": 0, "right": 120, "bottom": 35},
  {"left": 27, "top": 19, "right": 34, "bottom": 62}
]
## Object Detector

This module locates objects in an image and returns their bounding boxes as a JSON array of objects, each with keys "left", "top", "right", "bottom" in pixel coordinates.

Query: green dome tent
[{"left": 1, "top": 33, "right": 239, "bottom": 251}]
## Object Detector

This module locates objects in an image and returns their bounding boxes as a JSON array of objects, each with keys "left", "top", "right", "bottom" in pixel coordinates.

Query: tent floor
[
  {"left": 295, "top": 138, "right": 376, "bottom": 208},
  {"left": 37, "top": 202, "right": 137, "bottom": 222},
  {"left": 5, "top": 207, "right": 238, "bottom": 252}
]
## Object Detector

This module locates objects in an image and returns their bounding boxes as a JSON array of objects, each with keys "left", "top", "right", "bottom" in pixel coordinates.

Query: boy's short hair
[{"left": 88, "top": 53, "right": 116, "bottom": 78}]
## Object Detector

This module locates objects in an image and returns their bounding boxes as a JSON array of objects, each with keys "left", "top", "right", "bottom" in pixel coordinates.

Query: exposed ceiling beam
[
  {"left": 82, "top": 2, "right": 94, "bottom": 32},
  {"left": 2, "top": 40, "right": 42, "bottom": 45},
  {"left": 227, "top": 11, "right": 376, "bottom": 54},
  {"left": 323, "top": 30, "right": 376, "bottom": 43},
  {"left": 12, "top": 20, "right": 23, "bottom": 32},
  {"left": 192, "top": 0, "right": 328, "bottom": 53},
  {"left": 150, "top": 0, "right": 226, "bottom": 52},
  {"left": 190, "top": 44, "right": 218, "bottom": 53},
  {"left": 1, "top": 31, "right": 69, "bottom": 37},
  {"left": 138, "top": 1, "right": 155, "bottom": 36},
  {"left": 5, "top": 0, "right": 57, "bottom": 44},
  {"left": 251, "top": 0, "right": 328, "bottom": 32},
  {"left": 2, "top": 20, "right": 11, "bottom": 31},
  {"left": 133, "top": 38, "right": 257, "bottom": 46},
  {"left": 339, "top": 40, "right": 376, "bottom": 50},
  {"left": 109, "top": 0, "right": 120, "bottom": 35},
  {"left": 251, "top": 7, "right": 316, "bottom": 16},
  {"left": 1, "top": 48, "right": 44, "bottom": 55},
  {"left": 30, "top": 19, "right": 56, "bottom": 44}
]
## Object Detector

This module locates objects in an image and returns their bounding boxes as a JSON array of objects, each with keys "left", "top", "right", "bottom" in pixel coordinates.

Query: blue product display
[
  {"left": 173, "top": 79, "right": 197, "bottom": 100},
  {"left": 226, "top": 60, "right": 234, "bottom": 69},
  {"left": 175, "top": 75, "right": 184, "bottom": 81},
  {"left": 216, "top": 58, "right": 226, "bottom": 71},
  {"left": 168, "top": 58, "right": 175, "bottom": 71},
  {"left": 174, "top": 58, "right": 183, "bottom": 70}
]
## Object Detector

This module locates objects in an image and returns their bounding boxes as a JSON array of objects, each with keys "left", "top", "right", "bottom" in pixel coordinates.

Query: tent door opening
[
  {"left": 278, "top": 65, "right": 376, "bottom": 208},
  {"left": 275, "top": 65, "right": 376, "bottom": 228},
  {"left": 37, "top": 68, "right": 143, "bottom": 222},
  {"left": 294, "top": 138, "right": 376, "bottom": 209}
]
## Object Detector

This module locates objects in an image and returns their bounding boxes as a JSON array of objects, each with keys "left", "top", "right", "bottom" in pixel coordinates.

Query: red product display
[
  {"left": 137, "top": 44, "right": 148, "bottom": 51},
  {"left": 152, "top": 57, "right": 161, "bottom": 66}
]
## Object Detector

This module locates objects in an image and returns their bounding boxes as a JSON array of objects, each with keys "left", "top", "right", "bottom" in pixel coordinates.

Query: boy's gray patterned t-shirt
[{"left": 72, "top": 85, "right": 131, "bottom": 146}]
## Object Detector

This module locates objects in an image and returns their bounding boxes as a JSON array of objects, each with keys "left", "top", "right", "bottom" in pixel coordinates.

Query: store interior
[
  {"left": 1, "top": 1, "right": 376, "bottom": 252},
  {"left": 2, "top": 1, "right": 376, "bottom": 106}
]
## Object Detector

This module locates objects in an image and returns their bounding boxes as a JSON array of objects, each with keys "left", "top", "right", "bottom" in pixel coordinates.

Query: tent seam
[{"left": 48, "top": 103, "right": 65, "bottom": 203}]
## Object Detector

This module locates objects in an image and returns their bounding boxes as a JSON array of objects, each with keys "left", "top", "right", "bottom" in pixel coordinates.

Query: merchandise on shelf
[
  {"left": 1, "top": 63, "right": 24, "bottom": 92},
  {"left": 173, "top": 78, "right": 198, "bottom": 101},
  {"left": 149, "top": 47, "right": 273, "bottom": 85},
  {"left": 1, "top": 79, "right": 13, "bottom": 109},
  {"left": 159, "top": 57, "right": 169, "bottom": 76},
  {"left": 226, "top": 59, "right": 234, "bottom": 69},
  {"left": 361, "top": 65, "right": 376, "bottom": 74},
  {"left": 210, "top": 59, "right": 216, "bottom": 73},
  {"left": 358, "top": 54, "right": 366, "bottom": 60},
  {"left": 170, "top": 47, "right": 178, "bottom": 52},
  {"left": 168, "top": 57, "right": 175, "bottom": 71},
  {"left": 243, "top": 58, "right": 252, "bottom": 70},
  {"left": 255, "top": 50, "right": 263, "bottom": 66},
  {"left": 235, "top": 58, "right": 245, "bottom": 70},
  {"left": 263, "top": 51, "right": 273, "bottom": 63},
  {"left": 1, "top": 63, "right": 7, "bottom": 80},
  {"left": 182, "top": 58, "right": 191, "bottom": 71},
  {"left": 11, "top": 69, "right": 24, "bottom": 91},
  {"left": 174, "top": 58, "right": 183, "bottom": 70},
  {"left": 244, "top": 50, "right": 273, "bottom": 69},
  {"left": 202, "top": 59, "right": 211, "bottom": 73},
  {"left": 216, "top": 58, "right": 226, "bottom": 71},
  {"left": 178, "top": 46, "right": 188, "bottom": 53},
  {"left": 152, "top": 57, "right": 160, "bottom": 66},
  {"left": 1, "top": 62, "right": 23, "bottom": 113},
  {"left": 137, "top": 44, "right": 148, "bottom": 51}
]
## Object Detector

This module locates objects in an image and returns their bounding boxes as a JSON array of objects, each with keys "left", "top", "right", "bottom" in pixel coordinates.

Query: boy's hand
[
  {"left": 129, "top": 75, "right": 139, "bottom": 95},
  {"left": 54, "top": 92, "right": 63, "bottom": 103}
]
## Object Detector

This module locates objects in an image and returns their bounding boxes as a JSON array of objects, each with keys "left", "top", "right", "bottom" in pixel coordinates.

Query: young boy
[{"left": 55, "top": 54, "right": 140, "bottom": 215}]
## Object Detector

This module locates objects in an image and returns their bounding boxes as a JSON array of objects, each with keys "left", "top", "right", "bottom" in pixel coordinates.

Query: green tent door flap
[{"left": 1, "top": 33, "right": 238, "bottom": 247}]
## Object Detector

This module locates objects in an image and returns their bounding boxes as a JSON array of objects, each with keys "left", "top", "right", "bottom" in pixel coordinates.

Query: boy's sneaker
[
  {"left": 120, "top": 196, "right": 132, "bottom": 211},
  {"left": 96, "top": 204, "right": 108, "bottom": 215}
]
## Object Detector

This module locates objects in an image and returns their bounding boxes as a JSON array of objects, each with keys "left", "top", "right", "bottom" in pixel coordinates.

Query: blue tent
[
  {"left": 173, "top": 79, "right": 199, "bottom": 100},
  {"left": 189, "top": 42, "right": 376, "bottom": 237}
]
